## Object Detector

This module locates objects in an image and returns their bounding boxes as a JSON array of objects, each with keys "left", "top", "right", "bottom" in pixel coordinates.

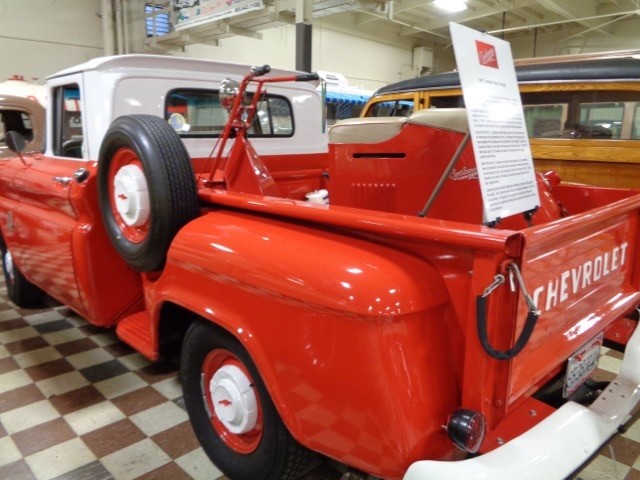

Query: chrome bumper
[{"left": 404, "top": 324, "right": 640, "bottom": 480}]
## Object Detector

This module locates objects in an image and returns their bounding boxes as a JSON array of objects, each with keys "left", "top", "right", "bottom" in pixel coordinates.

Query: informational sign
[
  {"left": 172, "top": 0, "right": 264, "bottom": 31},
  {"left": 449, "top": 22, "right": 540, "bottom": 224}
]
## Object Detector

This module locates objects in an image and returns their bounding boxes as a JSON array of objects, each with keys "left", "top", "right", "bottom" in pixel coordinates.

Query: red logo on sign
[{"left": 475, "top": 40, "right": 499, "bottom": 69}]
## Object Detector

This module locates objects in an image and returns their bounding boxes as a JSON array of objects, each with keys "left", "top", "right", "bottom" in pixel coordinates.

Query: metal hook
[
  {"left": 507, "top": 263, "right": 538, "bottom": 313},
  {"left": 482, "top": 274, "right": 505, "bottom": 297}
]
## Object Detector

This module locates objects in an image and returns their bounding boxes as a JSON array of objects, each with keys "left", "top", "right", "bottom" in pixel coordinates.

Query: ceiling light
[{"left": 433, "top": 0, "right": 467, "bottom": 13}]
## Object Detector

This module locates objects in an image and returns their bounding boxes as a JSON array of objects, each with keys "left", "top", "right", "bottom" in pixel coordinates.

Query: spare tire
[{"left": 98, "top": 114, "right": 199, "bottom": 272}]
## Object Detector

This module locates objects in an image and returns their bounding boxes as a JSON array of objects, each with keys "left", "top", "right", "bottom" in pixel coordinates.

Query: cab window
[
  {"left": 0, "top": 110, "right": 34, "bottom": 143},
  {"left": 53, "top": 84, "right": 83, "bottom": 158},
  {"left": 166, "top": 89, "right": 293, "bottom": 137}
]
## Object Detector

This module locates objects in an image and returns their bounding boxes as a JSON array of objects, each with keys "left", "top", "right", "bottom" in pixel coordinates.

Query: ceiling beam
[
  {"left": 537, "top": 0, "right": 611, "bottom": 35},
  {"left": 353, "top": 5, "right": 451, "bottom": 39},
  {"left": 488, "top": 8, "right": 640, "bottom": 35},
  {"left": 562, "top": 11, "right": 635, "bottom": 42},
  {"left": 415, "top": 0, "right": 536, "bottom": 31},
  {"left": 227, "top": 25, "right": 264, "bottom": 39}
]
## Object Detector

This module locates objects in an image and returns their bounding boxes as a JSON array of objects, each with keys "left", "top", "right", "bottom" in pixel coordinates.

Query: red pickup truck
[{"left": 2, "top": 55, "right": 640, "bottom": 480}]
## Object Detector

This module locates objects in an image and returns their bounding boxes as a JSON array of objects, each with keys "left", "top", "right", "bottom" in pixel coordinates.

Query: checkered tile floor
[{"left": 0, "top": 278, "right": 639, "bottom": 480}]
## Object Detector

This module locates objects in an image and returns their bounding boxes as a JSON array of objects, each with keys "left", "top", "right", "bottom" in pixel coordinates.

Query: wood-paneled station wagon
[{"left": 363, "top": 55, "right": 640, "bottom": 189}]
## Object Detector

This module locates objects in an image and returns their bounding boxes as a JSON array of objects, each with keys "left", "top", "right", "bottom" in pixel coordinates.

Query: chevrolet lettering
[{"left": 533, "top": 242, "right": 629, "bottom": 313}]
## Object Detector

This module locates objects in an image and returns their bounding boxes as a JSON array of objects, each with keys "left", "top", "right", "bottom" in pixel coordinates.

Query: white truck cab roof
[{"left": 44, "top": 54, "right": 326, "bottom": 160}]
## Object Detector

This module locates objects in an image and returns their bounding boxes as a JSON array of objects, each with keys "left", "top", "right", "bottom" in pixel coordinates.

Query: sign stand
[
  {"left": 449, "top": 23, "right": 540, "bottom": 225},
  {"left": 418, "top": 131, "right": 471, "bottom": 218}
]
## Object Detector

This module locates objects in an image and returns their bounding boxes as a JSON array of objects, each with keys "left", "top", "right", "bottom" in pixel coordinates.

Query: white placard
[
  {"left": 173, "top": 0, "right": 264, "bottom": 31},
  {"left": 449, "top": 22, "right": 540, "bottom": 224}
]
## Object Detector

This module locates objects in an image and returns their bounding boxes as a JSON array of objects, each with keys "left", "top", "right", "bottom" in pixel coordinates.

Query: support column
[
  {"left": 295, "top": 0, "right": 313, "bottom": 72},
  {"left": 101, "top": 0, "right": 115, "bottom": 56},
  {"left": 114, "top": 0, "right": 124, "bottom": 55}
]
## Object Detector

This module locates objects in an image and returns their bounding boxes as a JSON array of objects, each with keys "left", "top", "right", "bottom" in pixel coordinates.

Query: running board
[{"left": 116, "top": 311, "right": 158, "bottom": 361}]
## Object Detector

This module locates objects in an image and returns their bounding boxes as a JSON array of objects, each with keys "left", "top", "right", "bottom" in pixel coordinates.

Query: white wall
[
  {"left": 0, "top": 0, "right": 414, "bottom": 91},
  {"left": 182, "top": 22, "right": 413, "bottom": 91},
  {"left": 0, "top": 0, "right": 104, "bottom": 84},
  {"left": 169, "top": 8, "right": 416, "bottom": 91}
]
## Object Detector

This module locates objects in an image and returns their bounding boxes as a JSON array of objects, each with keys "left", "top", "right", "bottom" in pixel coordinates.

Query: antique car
[
  {"left": 363, "top": 55, "right": 640, "bottom": 189},
  {"left": 0, "top": 94, "right": 44, "bottom": 158}
]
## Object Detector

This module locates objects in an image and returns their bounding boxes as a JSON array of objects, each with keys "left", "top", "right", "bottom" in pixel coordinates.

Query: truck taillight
[{"left": 446, "top": 408, "right": 486, "bottom": 453}]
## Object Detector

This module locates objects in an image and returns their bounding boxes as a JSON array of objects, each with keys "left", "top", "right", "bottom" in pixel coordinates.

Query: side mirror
[
  {"left": 219, "top": 78, "right": 240, "bottom": 111},
  {"left": 5, "top": 131, "right": 26, "bottom": 153}
]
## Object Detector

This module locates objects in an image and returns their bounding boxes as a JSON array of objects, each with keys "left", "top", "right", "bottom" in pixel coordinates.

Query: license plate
[{"left": 563, "top": 333, "right": 604, "bottom": 398}]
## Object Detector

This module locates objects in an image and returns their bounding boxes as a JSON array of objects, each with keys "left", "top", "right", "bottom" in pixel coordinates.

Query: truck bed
[{"left": 186, "top": 175, "right": 640, "bottom": 477}]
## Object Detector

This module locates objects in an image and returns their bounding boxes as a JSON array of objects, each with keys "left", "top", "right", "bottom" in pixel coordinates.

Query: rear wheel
[
  {"left": 1, "top": 243, "right": 45, "bottom": 308},
  {"left": 181, "top": 321, "right": 316, "bottom": 480}
]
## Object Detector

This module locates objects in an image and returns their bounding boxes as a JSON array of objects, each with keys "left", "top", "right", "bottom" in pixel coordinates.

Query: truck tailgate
[{"left": 508, "top": 195, "right": 640, "bottom": 404}]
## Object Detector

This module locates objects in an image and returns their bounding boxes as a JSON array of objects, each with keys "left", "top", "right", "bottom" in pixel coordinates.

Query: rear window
[{"left": 165, "top": 89, "right": 294, "bottom": 137}]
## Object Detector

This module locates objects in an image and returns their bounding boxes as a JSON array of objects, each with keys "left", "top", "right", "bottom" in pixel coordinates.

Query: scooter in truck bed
[{"left": 2, "top": 56, "right": 640, "bottom": 480}]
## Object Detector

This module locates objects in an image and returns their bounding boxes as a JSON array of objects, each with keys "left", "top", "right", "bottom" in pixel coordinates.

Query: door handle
[
  {"left": 53, "top": 168, "right": 89, "bottom": 186},
  {"left": 74, "top": 168, "right": 89, "bottom": 183},
  {"left": 53, "top": 176, "right": 73, "bottom": 186}
]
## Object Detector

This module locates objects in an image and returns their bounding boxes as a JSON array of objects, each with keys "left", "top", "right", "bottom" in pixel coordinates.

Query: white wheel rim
[
  {"left": 113, "top": 164, "right": 150, "bottom": 227},
  {"left": 209, "top": 364, "right": 258, "bottom": 434}
]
